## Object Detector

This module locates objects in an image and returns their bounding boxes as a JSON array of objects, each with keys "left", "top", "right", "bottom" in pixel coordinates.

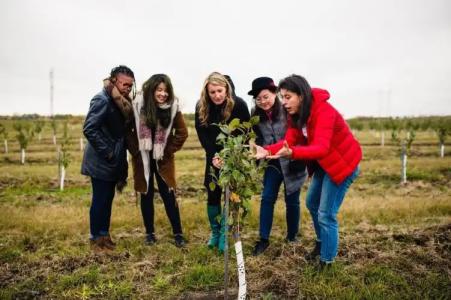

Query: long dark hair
[
  {"left": 278, "top": 74, "right": 312, "bottom": 129},
  {"left": 251, "top": 94, "right": 283, "bottom": 122},
  {"left": 141, "top": 74, "right": 175, "bottom": 129}
]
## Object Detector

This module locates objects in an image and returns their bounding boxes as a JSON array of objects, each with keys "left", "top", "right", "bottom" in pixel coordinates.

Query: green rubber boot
[
  {"left": 218, "top": 215, "right": 227, "bottom": 254},
  {"left": 207, "top": 205, "right": 221, "bottom": 249}
]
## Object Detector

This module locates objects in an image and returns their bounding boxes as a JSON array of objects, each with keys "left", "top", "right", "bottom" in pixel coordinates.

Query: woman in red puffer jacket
[{"left": 254, "top": 74, "right": 361, "bottom": 270}]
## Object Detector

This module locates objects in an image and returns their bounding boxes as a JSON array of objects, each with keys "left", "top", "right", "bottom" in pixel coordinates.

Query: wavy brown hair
[{"left": 197, "top": 72, "right": 235, "bottom": 126}]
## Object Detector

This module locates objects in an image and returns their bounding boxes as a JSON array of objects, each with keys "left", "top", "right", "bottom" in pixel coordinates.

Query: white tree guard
[
  {"left": 80, "top": 138, "right": 84, "bottom": 151},
  {"left": 21, "top": 149, "right": 25, "bottom": 164},
  {"left": 60, "top": 166, "right": 65, "bottom": 191},
  {"left": 53, "top": 135, "right": 56, "bottom": 145},
  {"left": 401, "top": 152, "right": 407, "bottom": 184},
  {"left": 381, "top": 131, "right": 385, "bottom": 147},
  {"left": 234, "top": 241, "right": 247, "bottom": 299},
  {"left": 440, "top": 144, "right": 445, "bottom": 158}
]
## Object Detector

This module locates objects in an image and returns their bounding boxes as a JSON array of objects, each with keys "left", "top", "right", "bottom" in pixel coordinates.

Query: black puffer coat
[
  {"left": 195, "top": 97, "right": 250, "bottom": 187},
  {"left": 81, "top": 88, "right": 128, "bottom": 182}
]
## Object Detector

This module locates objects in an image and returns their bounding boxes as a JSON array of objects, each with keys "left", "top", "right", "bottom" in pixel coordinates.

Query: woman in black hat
[{"left": 249, "top": 77, "right": 308, "bottom": 256}]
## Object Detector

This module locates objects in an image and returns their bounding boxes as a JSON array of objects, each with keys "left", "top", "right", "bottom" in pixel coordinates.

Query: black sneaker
[
  {"left": 318, "top": 260, "right": 333, "bottom": 272},
  {"left": 252, "top": 239, "right": 269, "bottom": 256},
  {"left": 145, "top": 233, "right": 157, "bottom": 245},
  {"left": 174, "top": 234, "right": 187, "bottom": 248},
  {"left": 305, "top": 241, "right": 321, "bottom": 261},
  {"left": 285, "top": 236, "right": 300, "bottom": 244}
]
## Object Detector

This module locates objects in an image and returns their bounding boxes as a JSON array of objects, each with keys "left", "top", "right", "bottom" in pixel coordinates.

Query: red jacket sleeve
[
  {"left": 291, "top": 104, "right": 335, "bottom": 160},
  {"left": 264, "top": 126, "right": 305, "bottom": 154}
]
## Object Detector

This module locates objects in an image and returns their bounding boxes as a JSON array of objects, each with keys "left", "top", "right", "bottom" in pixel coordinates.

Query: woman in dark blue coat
[{"left": 81, "top": 65, "right": 135, "bottom": 252}]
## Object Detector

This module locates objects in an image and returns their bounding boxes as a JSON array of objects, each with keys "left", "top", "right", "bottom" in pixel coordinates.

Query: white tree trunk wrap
[
  {"left": 80, "top": 138, "right": 84, "bottom": 151},
  {"left": 440, "top": 144, "right": 445, "bottom": 158},
  {"left": 53, "top": 135, "right": 56, "bottom": 145},
  {"left": 4, "top": 139, "right": 7, "bottom": 153},
  {"left": 381, "top": 131, "right": 385, "bottom": 147},
  {"left": 21, "top": 149, "right": 25, "bottom": 164},
  {"left": 60, "top": 166, "right": 65, "bottom": 191},
  {"left": 401, "top": 152, "right": 407, "bottom": 184},
  {"left": 234, "top": 241, "right": 247, "bottom": 300}
]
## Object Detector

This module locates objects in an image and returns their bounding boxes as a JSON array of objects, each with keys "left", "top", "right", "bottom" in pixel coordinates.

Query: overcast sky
[{"left": 1, "top": 0, "right": 450, "bottom": 118}]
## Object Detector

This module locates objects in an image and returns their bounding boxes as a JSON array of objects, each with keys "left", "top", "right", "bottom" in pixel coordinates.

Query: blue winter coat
[{"left": 81, "top": 88, "right": 128, "bottom": 182}]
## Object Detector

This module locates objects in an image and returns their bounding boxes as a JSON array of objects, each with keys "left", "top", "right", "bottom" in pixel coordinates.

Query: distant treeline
[
  {"left": 0, "top": 114, "right": 85, "bottom": 121},
  {"left": 346, "top": 116, "right": 451, "bottom": 131},
  {"left": 1, "top": 114, "right": 450, "bottom": 131}
]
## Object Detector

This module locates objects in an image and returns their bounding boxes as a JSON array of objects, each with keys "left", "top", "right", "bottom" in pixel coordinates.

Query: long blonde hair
[{"left": 197, "top": 72, "right": 235, "bottom": 126}]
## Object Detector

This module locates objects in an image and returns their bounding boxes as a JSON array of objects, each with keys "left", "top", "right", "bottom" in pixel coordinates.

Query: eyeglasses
[{"left": 255, "top": 94, "right": 272, "bottom": 105}]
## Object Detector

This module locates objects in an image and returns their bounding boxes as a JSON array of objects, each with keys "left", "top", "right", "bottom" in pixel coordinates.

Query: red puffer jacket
[{"left": 265, "top": 88, "right": 362, "bottom": 184}]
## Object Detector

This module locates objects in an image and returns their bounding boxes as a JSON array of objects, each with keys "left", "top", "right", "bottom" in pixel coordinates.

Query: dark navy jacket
[{"left": 81, "top": 88, "right": 128, "bottom": 182}]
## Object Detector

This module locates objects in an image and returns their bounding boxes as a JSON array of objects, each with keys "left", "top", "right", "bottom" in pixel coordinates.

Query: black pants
[
  {"left": 90, "top": 177, "right": 116, "bottom": 239},
  {"left": 140, "top": 160, "right": 183, "bottom": 235},
  {"left": 205, "top": 158, "right": 222, "bottom": 206},
  {"left": 207, "top": 185, "right": 222, "bottom": 206}
]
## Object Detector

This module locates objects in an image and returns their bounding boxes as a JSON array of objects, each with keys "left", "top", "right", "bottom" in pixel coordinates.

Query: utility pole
[{"left": 50, "top": 68, "right": 54, "bottom": 117}]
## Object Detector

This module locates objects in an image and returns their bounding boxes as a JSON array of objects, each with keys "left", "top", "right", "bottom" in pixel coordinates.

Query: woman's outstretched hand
[
  {"left": 251, "top": 143, "right": 270, "bottom": 160},
  {"left": 267, "top": 141, "right": 292, "bottom": 159}
]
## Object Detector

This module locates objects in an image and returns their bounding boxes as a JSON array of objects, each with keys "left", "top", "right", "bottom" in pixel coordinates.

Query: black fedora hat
[{"left": 248, "top": 77, "right": 277, "bottom": 97}]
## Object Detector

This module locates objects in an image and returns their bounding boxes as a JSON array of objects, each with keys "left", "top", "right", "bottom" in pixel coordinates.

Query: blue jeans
[
  {"left": 259, "top": 161, "right": 301, "bottom": 240},
  {"left": 140, "top": 159, "right": 183, "bottom": 235},
  {"left": 90, "top": 178, "right": 116, "bottom": 239},
  {"left": 306, "top": 166, "right": 359, "bottom": 262}
]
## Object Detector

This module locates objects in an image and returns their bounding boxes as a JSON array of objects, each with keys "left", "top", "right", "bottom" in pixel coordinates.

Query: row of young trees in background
[
  {"left": 348, "top": 116, "right": 450, "bottom": 184},
  {"left": 0, "top": 118, "right": 76, "bottom": 190},
  {"left": 348, "top": 116, "right": 450, "bottom": 156},
  {"left": 0, "top": 115, "right": 449, "bottom": 188},
  {"left": 0, "top": 119, "right": 65, "bottom": 153}
]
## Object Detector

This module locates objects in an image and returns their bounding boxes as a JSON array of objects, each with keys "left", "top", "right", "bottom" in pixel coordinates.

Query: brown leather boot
[
  {"left": 90, "top": 238, "right": 106, "bottom": 253},
  {"left": 102, "top": 235, "right": 116, "bottom": 250}
]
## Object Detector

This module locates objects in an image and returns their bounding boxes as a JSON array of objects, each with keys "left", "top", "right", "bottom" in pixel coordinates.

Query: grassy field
[{"left": 0, "top": 117, "right": 450, "bottom": 299}]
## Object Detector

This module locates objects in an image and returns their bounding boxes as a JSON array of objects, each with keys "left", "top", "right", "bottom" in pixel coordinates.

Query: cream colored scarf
[{"left": 133, "top": 93, "right": 179, "bottom": 161}]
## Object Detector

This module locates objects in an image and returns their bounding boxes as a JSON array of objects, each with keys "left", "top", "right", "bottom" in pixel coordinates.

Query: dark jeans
[
  {"left": 141, "top": 160, "right": 183, "bottom": 235},
  {"left": 259, "top": 161, "right": 301, "bottom": 240},
  {"left": 90, "top": 177, "right": 116, "bottom": 239}
]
